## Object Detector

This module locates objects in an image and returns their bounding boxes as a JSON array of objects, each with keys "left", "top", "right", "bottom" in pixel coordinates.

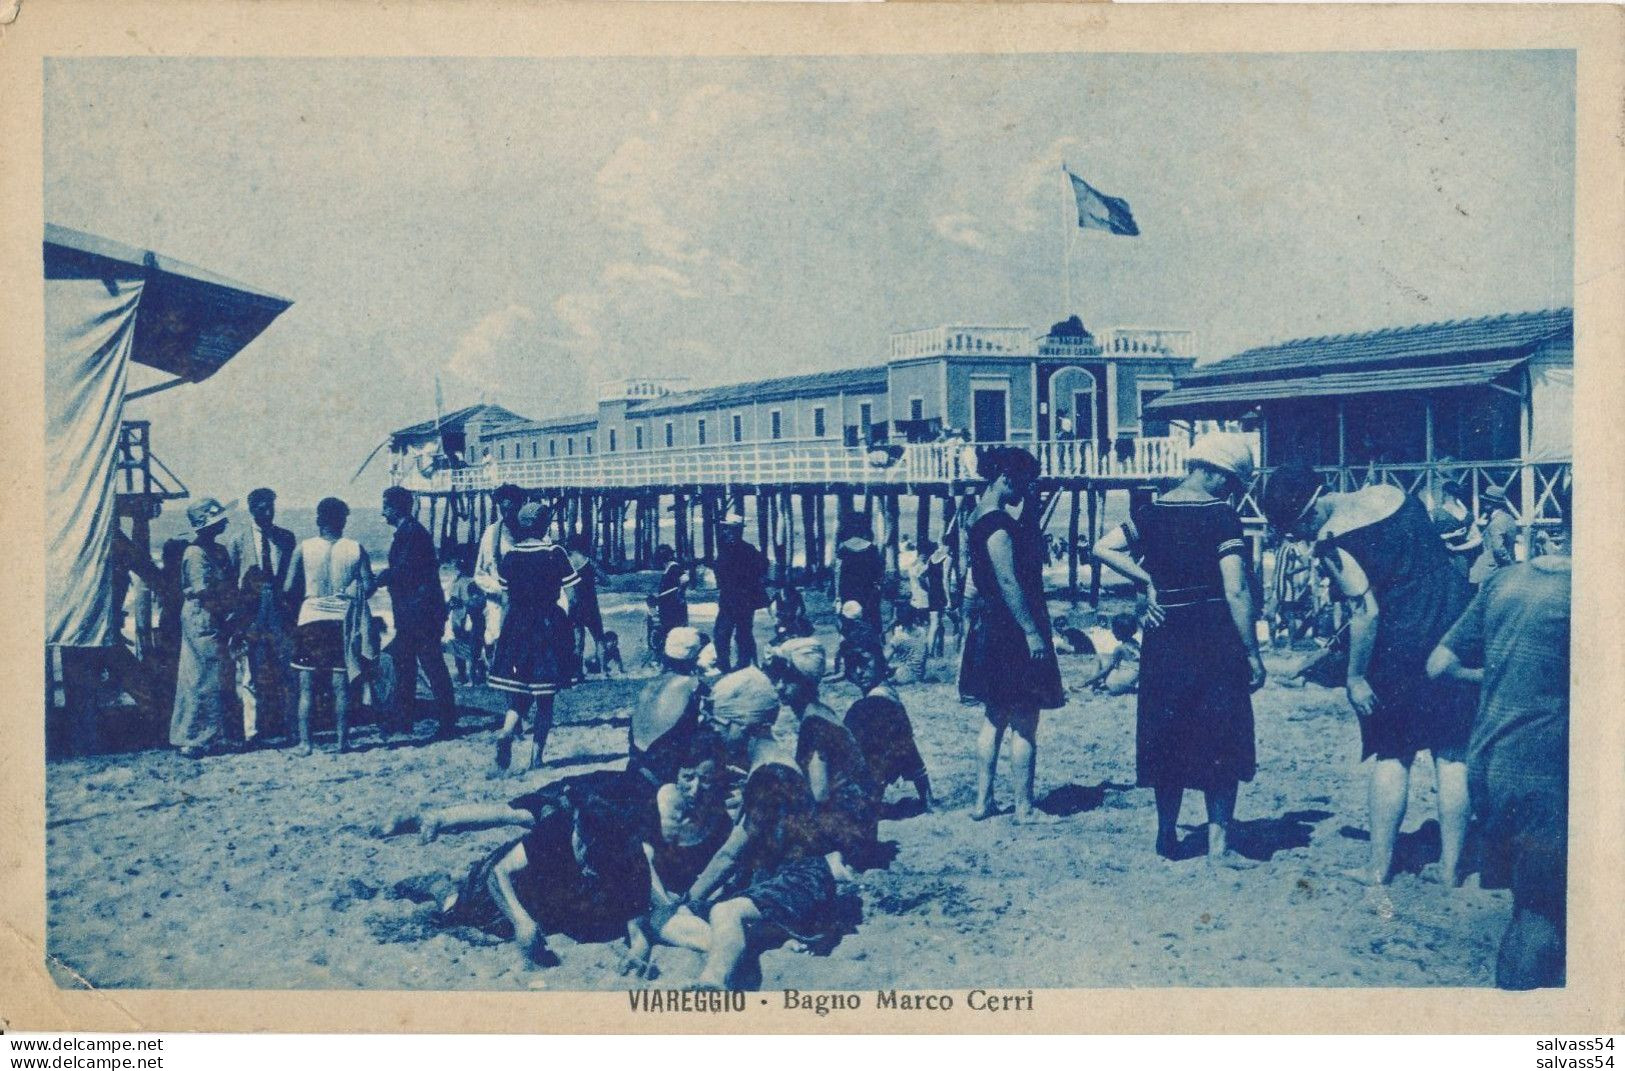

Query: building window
[
  {"left": 609, "top": 429, "right": 617, "bottom": 453},
  {"left": 813, "top": 406, "right": 826, "bottom": 438},
  {"left": 859, "top": 402, "right": 873, "bottom": 433},
  {"left": 732, "top": 414, "right": 743, "bottom": 443},
  {"left": 497, "top": 444, "right": 506, "bottom": 460},
  {"left": 531, "top": 442, "right": 538, "bottom": 459},
  {"left": 910, "top": 397, "right": 924, "bottom": 422},
  {"left": 635, "top": 426, "right": 645, "bottom": 451},
  {"left": 566, "top": 438, "right": 574, "bottom": 456},
  {"left": 547, "top": 440, "right": 555, "bottom": 458},
  {"left": 664, "top": 421, "right": 674, "bottom": 448},
  {"left": 586, "top": 435, "right": 593, "bottom": 455},
  {"left": 770, "top": 410, "right": 783, "bottom": 441},
  {"left": 697, "top": 419, "right": 707, "bottom": 446}
]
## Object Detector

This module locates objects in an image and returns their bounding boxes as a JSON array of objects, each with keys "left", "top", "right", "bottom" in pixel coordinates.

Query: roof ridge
[{"left": 1235, "top": 307, "right": 1570, "bottom": 357}]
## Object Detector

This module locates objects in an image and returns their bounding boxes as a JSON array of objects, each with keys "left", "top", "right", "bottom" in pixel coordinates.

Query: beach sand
[{"left": 46, "top": 598, "right": 1509, "bottom": 991}]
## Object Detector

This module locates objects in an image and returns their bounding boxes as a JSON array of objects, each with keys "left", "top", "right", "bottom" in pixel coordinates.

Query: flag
[{"left": 1066, "top": 167, "right": 1139, "bottom": 236}]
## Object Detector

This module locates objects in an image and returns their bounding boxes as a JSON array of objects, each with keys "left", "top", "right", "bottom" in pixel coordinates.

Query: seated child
[
  {"left": 842, "top": 646, "right": 931, "bottom": 809},
  {"left": 1086, "top": 613, "right": 1141, "bottom": 695},
  {"left": 771, "top": 583, "right": 814, "bottom": 642},
  {"left": 828, "top": 601, "right": 882, "bottom": 682}
]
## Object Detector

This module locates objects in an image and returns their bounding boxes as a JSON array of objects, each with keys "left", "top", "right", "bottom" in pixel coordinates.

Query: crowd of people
[{"left": 149, "top": 433, "right": 1570, "bottom": 992}]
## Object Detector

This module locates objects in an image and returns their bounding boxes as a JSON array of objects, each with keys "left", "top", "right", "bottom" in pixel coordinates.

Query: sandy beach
[{"left": 46, "top": 591, "right": 1510, "bottom": 992}]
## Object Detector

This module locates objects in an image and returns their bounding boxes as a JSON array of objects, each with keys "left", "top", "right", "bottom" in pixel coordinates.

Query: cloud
[
  {"left": 447, "top": 303, "right": 536, "bottom": 382},
  {"left": 932, "top": 212, "right": 994, "bottom": 252},
  {"left": 602, "top": 261, "right": 699, "bottom": 299},
  {"left": 1006, "top": 136, "right": 1086, "bottom": 234}
]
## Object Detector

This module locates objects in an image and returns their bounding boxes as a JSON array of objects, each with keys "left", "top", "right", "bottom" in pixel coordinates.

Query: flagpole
[{"left": 1060, "top": 164, "right": 1073, "bottom": 317}]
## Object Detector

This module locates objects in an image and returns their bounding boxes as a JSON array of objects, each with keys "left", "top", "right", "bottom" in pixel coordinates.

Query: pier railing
[{"left": 400, "top": 436, "right": 1197, "bottom": 493}]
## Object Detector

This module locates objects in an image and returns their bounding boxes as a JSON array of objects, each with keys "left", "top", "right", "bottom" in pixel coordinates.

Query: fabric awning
[{"left": 1144, "top": 356, "right": 1528, "bottom": 419}]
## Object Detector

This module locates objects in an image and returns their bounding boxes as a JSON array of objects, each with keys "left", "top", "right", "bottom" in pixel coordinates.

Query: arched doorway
[{"left": 1049, "top": 366, "right": 1098, "bottom": 443}]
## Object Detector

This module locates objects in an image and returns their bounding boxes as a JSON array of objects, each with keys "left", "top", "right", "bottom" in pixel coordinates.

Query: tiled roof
[
  {"left": 1183, "top": 309, "right": 1571, "bottom": 385},
  {"left": 627, "top": 365, "right": 888, "bottom": 416}
]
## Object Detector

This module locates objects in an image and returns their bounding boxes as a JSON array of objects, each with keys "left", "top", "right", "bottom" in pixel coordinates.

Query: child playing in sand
[
  {"left": 1085, "top": 613, "right": 1142, "bottom": 695},
  {"left": 771, "top": 581, "right": 813, "bottom": 642},
  {"left": 827, "top": 601, "right": 882, "bottom": 682}
]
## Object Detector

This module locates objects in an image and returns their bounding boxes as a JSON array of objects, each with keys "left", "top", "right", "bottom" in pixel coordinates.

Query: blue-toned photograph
[{"left": 42, "top": 51, "right": 1573, "bottom": 993}]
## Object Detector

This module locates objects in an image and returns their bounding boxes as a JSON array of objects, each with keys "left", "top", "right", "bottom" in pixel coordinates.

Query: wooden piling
[
  {"left": 1067, "top": 487, "right": 1082, "bottom": 594},
  {"left": 1087, "top": 489, "right": 1102, "bottom": 608}
]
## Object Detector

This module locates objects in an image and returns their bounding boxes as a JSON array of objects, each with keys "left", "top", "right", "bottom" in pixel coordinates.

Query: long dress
[
  {"left": 168, "top": 541, "right": 236, "bottom": 750},
  {"left": 487, "top": 539, "right": 579, "bottom": 696},
  {"left": 1317, "top": 494, "right": 1475, "bottom": 760},
  {"left": 1130, "top": 497, "right": 1256, "bottom": 791},
  {"left": 957, "top": 510, "right": 1064, "bottom": 709}
]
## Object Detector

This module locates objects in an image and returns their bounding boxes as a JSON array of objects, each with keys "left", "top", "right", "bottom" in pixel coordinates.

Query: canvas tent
[{"left": 45, "top": 225, "right": 292, "bottom": 648}]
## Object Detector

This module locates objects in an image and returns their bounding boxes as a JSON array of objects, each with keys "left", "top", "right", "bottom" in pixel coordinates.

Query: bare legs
[
  {"left": 694, "top": 898, "right": 761, "bottom": 989},
  {"left": 1355, "top": 753, "right": 1470, "bottom": 886},
  {"left": 493, "top": 693, "right": 558, "bottom": 771},
  {"left": 1154, "top": 782, "right": 1248, "bottom": 866},
  {"left": 974, "top": 704, "right": 1038, "bottom": 820},
  {"left": 294, "top": 669, "right": 347, "bottom": 754},
  {"left": 1434, "top": 757, "right": 1470, "bottom": 887}
]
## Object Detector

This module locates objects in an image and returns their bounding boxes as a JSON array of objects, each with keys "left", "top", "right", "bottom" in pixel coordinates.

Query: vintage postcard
[{"left": 1, "top": 0, "right": 1621, "bottom": 1036}]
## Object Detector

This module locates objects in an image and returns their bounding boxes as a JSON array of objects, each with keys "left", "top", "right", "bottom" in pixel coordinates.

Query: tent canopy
[
  {"left": 45, "top": 224, "right": 291, "bottom": 385},
  {"left": 45, "top": 225, "right": 291, "bottom": 647}
]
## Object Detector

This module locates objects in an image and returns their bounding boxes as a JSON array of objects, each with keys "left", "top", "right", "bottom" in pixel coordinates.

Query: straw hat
[
  {"left": 720, "top": 512, "right": 746, "bottom": 528},
  {"left": 663, "top": 626, "right": 703, "bottom": 662},
  {"left": 186, "top": 497, "right": 233, "bottom": 533},
  {"left": 1482, "top": 483, "right": 1508, "bottom": 506},
  {"left": 1186, "top": 432, "right": 1255, "bottom": 485},
  {"left": 839, "top": 600, "right": 864, "bottom": 621}
]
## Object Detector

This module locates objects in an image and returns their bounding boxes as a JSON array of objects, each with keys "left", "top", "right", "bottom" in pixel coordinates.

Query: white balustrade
[{"left": 430, "top": 434, "right": 1193, "bottom": 493}]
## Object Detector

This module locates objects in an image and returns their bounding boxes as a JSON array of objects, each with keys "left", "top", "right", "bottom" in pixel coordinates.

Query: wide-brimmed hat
[
  {"left": 720, "top": 512, "right": 746, "bottom": 528},
  {"left": 186, "top": 497, "right": 234, "bottom": 533},
  {"left": 1481, "top": 483, "right": 1508, "bottom": 506},
  {"left": 663, "top": 626, "right": 703, "bottom": 662},
  {"left": 1186, "top": 432, "right": 1255, "bottom": 485}
]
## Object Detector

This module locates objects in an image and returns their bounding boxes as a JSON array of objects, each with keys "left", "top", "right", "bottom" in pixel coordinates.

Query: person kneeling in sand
[
  {"left": 842, "top": 645, "right": 932, "bottom": 811},
  {"left": 435, "top": 794, "right": 650, "bottom": 969},
  {"left": 642, "top": 762, "right": 841, "bottom": 990}
]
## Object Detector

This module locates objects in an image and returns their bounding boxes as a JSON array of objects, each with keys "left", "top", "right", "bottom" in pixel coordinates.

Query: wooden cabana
[{"left": 1145, "top": 309, "right": 1573, "bottom": 534}]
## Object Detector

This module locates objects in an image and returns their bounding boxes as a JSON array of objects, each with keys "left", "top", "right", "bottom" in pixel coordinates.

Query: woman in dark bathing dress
[
  {"left": 959, "top": 446, "right": 1065, "bottom": 823},
  {"left": 1262, "top": 461, "right": 1476, "bottom": 886},
  {"left": 1094, "top": 433, "right": 1266, "bottom": 866}
]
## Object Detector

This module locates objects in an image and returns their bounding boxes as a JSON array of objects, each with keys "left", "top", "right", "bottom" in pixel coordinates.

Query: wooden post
[
  {"left": 915, "top": 491, "right": 931, "bottom": 553},
  {"left": 674, "top": 492, "right": 689, "bottom": 563},
  {"left": 883, "top": 492, "right": 901, "bottom": 579},
  {"left": 801, "top": 492, "right": 819, "bottom": 584},
  {"left": 701, "top": 491, "right": 717, "bottom": 565},
  {"left": 1068, "top": 486, "right": 1082, "bottom": 594},
  {"left": 756, "top": 491, "right": 771, "bottom": 555},
  {"left": 1087, "top": 489, "right": 1102, "bottom": 608}
]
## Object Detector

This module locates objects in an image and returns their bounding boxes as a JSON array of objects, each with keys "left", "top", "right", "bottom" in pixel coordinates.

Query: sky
[{"left": 45, "top": 52, "right": 1574, "bottom": 506}]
